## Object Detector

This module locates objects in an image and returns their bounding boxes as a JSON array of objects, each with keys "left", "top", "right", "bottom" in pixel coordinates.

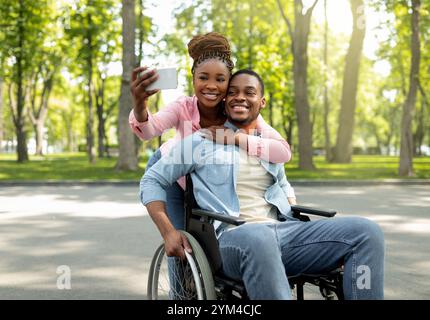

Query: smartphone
[{"left": 139, "top": 67, "right": 178, "bottom": 91}]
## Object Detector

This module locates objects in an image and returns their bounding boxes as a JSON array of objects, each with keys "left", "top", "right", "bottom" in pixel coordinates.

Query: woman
[{"left": 129, "top": 32, "right": 295, "bottom": 230}]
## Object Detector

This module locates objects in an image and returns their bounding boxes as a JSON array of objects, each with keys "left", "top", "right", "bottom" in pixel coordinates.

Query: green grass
[
  {"left": 0, "top": 153, "right": 149, "bottom": 181},
  {"left": 0, "top": 153, "right": 429, "bottom": 181},
  {"left": 285, "top": 155, "right": 430, "bottom": 180}
]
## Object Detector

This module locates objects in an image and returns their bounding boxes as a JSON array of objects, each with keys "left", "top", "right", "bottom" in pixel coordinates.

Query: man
[{"left": 141, "top": 69, "right": 385, "bottom": 299}]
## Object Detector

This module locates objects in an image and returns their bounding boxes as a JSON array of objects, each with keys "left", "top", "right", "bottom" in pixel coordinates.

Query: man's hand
[
  {"left": 163, "top": 229, "right": 193, "bottom": 260},
  {"left": 146, "top": 201, "right": 192, "bottom": 260}
]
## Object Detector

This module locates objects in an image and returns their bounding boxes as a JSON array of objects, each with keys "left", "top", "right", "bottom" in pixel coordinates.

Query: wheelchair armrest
[
  {"left": 291, "top": 205, "right": 336, "bottom": 218},
  {"left": 191, "top": 209, "right": 246, "bottom": 226}
]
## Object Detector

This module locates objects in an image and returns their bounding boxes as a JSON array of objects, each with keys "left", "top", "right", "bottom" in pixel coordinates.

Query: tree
[
  {"left": 0, "top": 75, "right": 3, "bottom": 152},
  {"left": 0, "top": 33, "right": 4, "bottom": 151},
  {"left": 332, "top": 0, "right": 366, "bottom": 163},
  {"left": 67, "top": 0, "right": 120, "bottom": 163},
  {"left": 48, "top": 74, "right": 87, "bottom": 153},
  {"left": 277, "top": 0, "right": 318, "bottom": 170},
  {"left": 399, "top": 0, "right": 421, "bottom": 176},
  {"left": 116, "top": 0, "right": 139, "bottom": 171},
  {"left": 322, "top": 0, "right": 331, "bottom": 161},
  {"left": 0, "top": 0, "right": 51, "bottom": 162},
  {"left": 92, "top": 12, "right": 121, "bottom": 158},
  {"left": 27, "top": 47, "right": 62, "bottom": 155}
]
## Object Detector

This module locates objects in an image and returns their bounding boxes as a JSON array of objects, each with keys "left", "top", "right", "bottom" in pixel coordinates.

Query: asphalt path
[{"left": 0, "top": 184, "right": 429, "bottom": 300}]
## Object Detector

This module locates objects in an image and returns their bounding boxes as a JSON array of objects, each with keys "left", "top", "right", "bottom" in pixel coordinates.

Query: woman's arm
[
  {"left": 201, "top": 116, "right": 292, "bottom": 163},
  {"left": 129, "top": 66, "right": 184, "bottom": 141},
  {"left": 246, "top": 115, "right": 292, "bottom": 163},
  {"left": 129, "top": 101, "right": 180, "bottom": 140}
]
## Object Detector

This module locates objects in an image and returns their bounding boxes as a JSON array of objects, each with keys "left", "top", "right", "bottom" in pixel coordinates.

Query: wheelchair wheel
[{"left": 147, "top": 231, "right": 216, "bottom": 300}]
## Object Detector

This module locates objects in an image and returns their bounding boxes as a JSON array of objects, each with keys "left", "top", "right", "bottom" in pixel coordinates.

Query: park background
[
  {"left": 0, "top": 0, "right": 429, "bottom": 301},
  {"left": 0, "top": 0, "right": 429, "bottom": 180}
]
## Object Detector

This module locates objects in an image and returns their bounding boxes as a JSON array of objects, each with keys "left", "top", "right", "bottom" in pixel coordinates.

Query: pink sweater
[{"left": 129, "top": 96, "right": 292, "bottom": 164}]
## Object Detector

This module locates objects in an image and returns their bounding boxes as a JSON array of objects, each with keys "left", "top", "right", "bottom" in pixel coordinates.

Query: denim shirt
[{"left": 140, "top": 121, "right": 293, "bottom": 233}]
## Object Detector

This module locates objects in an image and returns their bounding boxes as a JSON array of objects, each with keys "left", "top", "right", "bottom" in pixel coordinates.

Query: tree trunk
[
  {"left": 372, "top": 124, "right": 382, "bottom": 154},
  {"left": 277, "top": 0, "right": 318, "bottom": 169},
  {"left": 292, "top": 0, "right": 317, "bottom": 169},
  {"left": 34, "top": 118, "right": 45, "bottom": 155},
  {"left": 137, "top": 0, "right": 144, "bottom": 66},
  {"left": 96, "top": 76, "right": 106, "bottom": 158},
  {"left": 384, "top": 128, "right": 393, "bottom": 156},
  {"left": 0, "top": 76, "right": 3, "bottom": 152},
  {"left": 268, "top": 92, "right": 273, "bottom": 127},
  {"left": 86, "top": 12, "right": 95, "bottom": 164},
  {"left": 332, "top": 0, "right": 366, "bottom": 163},
  {"left": 116, "top": 0, "right": 138, "bottom": 171},
  {"left": 29, "top": 71, "right": 53, "bottom": 156},
  {"left": 323, "top": 0, "right": 331, "bottom": 162},
  {"left": 399, "top": 0, "right": 421, "bottom": 176},
  {"left": 153, "top": 92, "right": 162, "bottom": 149},
  {"left": 281, "top": 101, "right": 293, "bottom": 152},
  {"left": 62, "top": 110, "right": 74, "bottom": 152},
  {"left": 15, "top": 0, "right": 29, "bottom": 162},
  {"left": 185, "top": 55, "right": 193, "bottom": 96},
  {"left": 413, "top": 99, "right": 424, "bottom": 156},
  {"left": 414, "top": 82, "right": 427, "bottom": 156}
]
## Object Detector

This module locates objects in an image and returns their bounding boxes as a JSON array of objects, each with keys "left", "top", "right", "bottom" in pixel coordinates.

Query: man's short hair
[{"left": 229, "top": 69, "right": 265, "bottom": 96}]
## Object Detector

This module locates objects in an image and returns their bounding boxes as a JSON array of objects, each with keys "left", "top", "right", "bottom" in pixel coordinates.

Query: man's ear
[{"left": 259, "top": 97, "right": 266, "bottom": 110}]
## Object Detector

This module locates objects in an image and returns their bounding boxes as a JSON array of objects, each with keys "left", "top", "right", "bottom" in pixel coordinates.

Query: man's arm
[
  {"left": 146, "top": 201, "right": 192, "bottom": 259},
  {"left": 141, "top": 135, "right": 201, "bottom": 258},
  {"left": 276, "top": 166, "right": 297, "bottom": 204}
]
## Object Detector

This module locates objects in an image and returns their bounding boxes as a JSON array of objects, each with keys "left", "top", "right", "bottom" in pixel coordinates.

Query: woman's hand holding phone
[{"left": 131, "top": 66, "right": 160, "bottom": 122}]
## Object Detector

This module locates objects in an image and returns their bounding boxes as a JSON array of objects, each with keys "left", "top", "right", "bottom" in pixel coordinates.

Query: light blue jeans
[{"left": 218, "top": 216, "right": 385, "bottom": 300}]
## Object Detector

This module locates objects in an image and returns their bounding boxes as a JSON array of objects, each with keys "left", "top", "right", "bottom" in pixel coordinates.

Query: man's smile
[{"left": 230, "top": 104, "right": 250, "bottom": 111}]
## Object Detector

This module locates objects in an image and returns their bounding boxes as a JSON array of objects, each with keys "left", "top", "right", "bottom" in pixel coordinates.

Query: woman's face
[{"left": 193, "top": 59, "right": 230, "bottom": 109}]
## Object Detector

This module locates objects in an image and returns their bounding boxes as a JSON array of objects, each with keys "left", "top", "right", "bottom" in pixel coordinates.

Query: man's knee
[{"left": 346, "top": 217, "right": 384, "bottom": 250}]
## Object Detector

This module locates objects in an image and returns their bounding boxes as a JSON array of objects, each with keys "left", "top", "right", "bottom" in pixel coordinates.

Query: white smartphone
[{"left": 139, "top": 67, "right": 178, "bottom": 91}]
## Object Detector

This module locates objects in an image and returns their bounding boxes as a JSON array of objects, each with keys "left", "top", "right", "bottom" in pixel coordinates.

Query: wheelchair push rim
[{"left": 147, "top": 231, "right": 216, "bottom": 300}]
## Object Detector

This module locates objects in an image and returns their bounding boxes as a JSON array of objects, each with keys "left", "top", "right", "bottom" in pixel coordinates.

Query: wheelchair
[{"left": 147, "top": 175, "right": 344, "bottom": 300}]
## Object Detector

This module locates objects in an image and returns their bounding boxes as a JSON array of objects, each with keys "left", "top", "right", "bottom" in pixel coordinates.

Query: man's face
[{"left": 225, "top": 73, "right": 265, "bottom": 126}]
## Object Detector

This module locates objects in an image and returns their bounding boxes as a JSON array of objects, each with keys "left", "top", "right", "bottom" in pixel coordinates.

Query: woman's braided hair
[{"left": 187, "top": 32, "right": 234, "bottom": 74}]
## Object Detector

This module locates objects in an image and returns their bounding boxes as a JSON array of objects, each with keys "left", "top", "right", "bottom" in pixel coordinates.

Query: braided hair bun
[{"left": 187, "top": 32, "right": 234, "bottom": 73}]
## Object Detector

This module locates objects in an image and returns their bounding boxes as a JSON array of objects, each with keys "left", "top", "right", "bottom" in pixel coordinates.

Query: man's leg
[
  {"left": 276, "top": 217, "right": 385, "bottom": 299},
  {"left": 218, "top": 223, "right": 292, "bottom": 299},
  {"left": 164, "top": 182, "right": 185, "bottom": 230}
]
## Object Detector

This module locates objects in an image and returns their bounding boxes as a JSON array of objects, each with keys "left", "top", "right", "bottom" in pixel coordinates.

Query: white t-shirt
[{"left": 235, "top": 149, "right": 279, "bottom": 224}]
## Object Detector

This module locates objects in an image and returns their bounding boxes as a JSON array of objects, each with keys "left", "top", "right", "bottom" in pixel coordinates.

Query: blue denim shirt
[{"left": 140, "top": 121, "right": 293, "bottom": 232}]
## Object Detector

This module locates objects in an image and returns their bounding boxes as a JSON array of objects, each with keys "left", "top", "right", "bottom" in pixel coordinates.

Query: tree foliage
[{"left": 0, "top": 0, "right": 428, "bottom": 173}]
